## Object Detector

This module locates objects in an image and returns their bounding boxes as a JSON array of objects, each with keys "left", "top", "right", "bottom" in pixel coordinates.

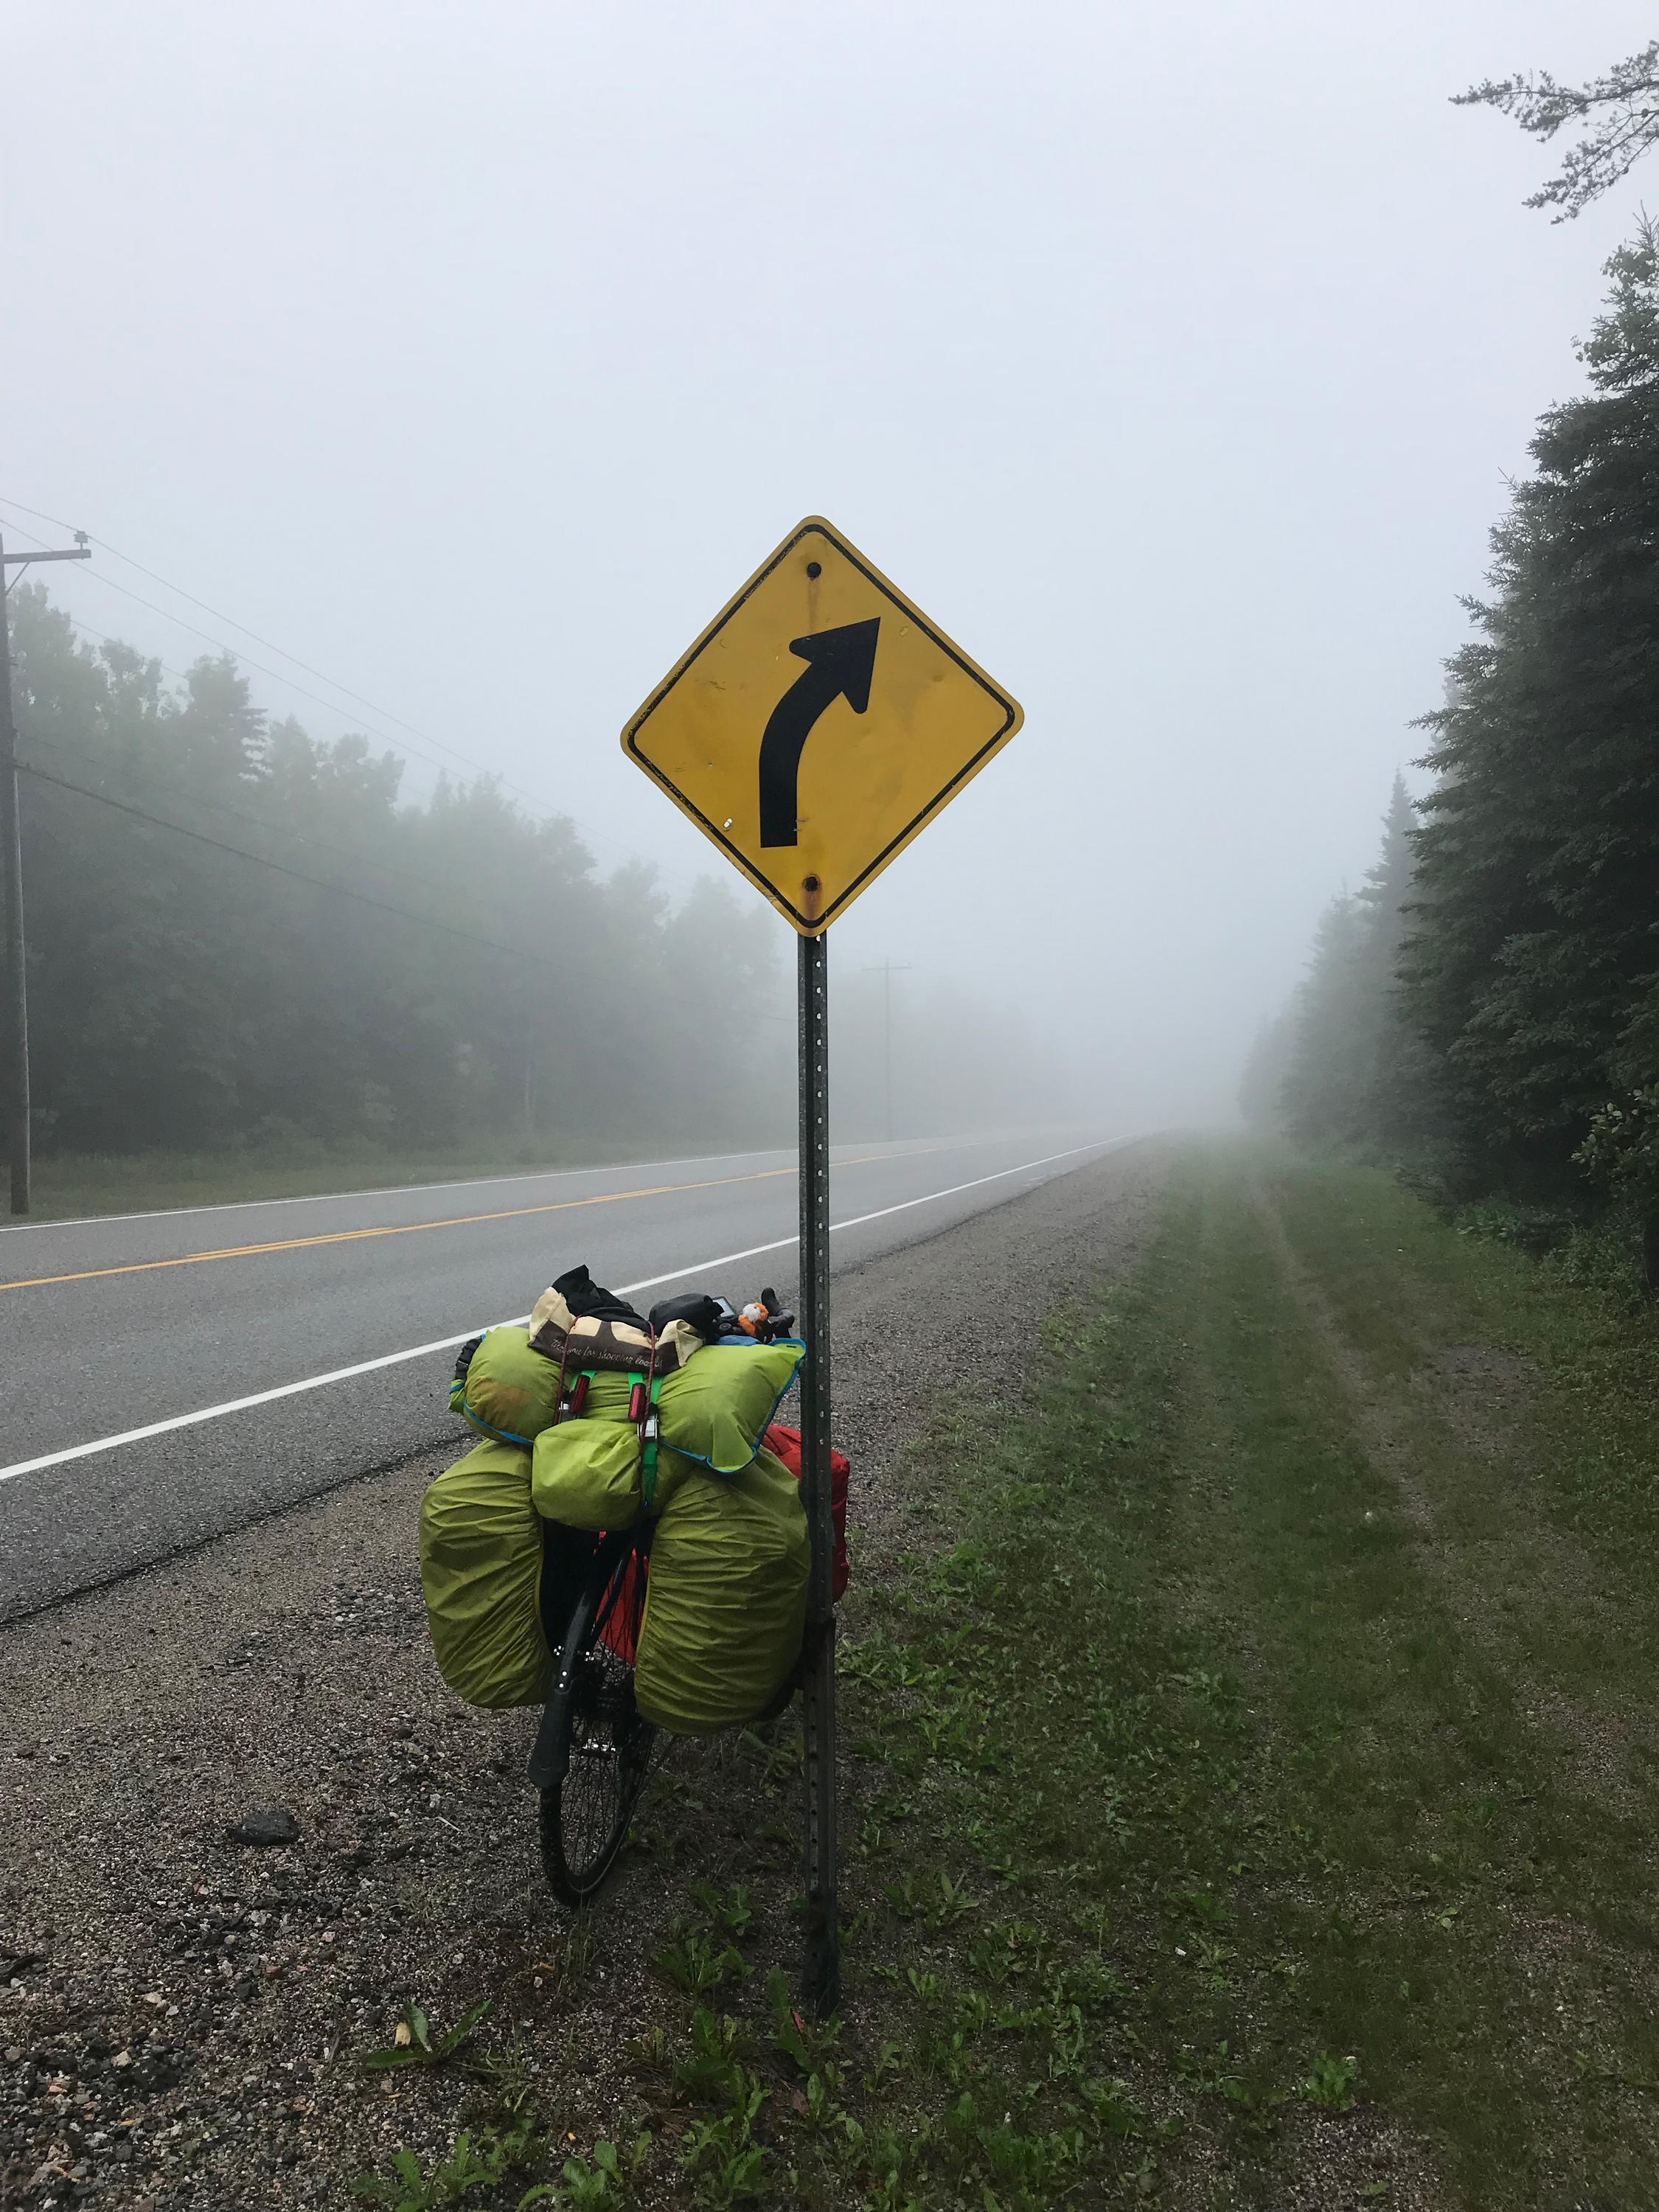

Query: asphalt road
[{"left": 0, "top": 1128, "right": 1132, "bottom": 1618}]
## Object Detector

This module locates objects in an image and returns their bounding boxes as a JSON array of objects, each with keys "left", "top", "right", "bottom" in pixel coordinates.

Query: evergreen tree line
[
  {"left": 7, "top": 586, "right": 1053, "bottom": 1161},
  {"left": 1242, "top": 229, "right": 1659, "bottom": 1278},
  {"left": 9, "top": 582, "right": 798, "bottom": 1157}
]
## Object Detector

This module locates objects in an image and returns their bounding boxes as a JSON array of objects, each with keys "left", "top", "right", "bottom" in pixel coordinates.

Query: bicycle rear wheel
[{"left": 537, "top": 1545, "right": 655, "bottom": 1906}]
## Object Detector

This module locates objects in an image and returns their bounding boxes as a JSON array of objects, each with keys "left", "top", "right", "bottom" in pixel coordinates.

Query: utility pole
[
  {"left": 1, "top": 529, "right": 91, "bottom": 1214},
  {"left": 869, "top": 956, "right": 911, "bottom": 1143}
]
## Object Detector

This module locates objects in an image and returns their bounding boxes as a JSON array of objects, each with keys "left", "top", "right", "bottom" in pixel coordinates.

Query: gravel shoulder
[{"left": 0, "top": 1141, "right": 1170, "bottom": 2211}]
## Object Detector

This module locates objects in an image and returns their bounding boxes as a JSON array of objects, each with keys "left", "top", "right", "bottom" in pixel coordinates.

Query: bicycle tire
[{"left": 538, "top": 1548, "right": 655, "bottom": 1906}]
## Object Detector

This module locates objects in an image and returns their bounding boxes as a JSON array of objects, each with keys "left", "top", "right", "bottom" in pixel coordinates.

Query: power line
[
  {"left": 6, "top": 518, "right": 445, "bottom": 770},
  {"left": 55, "top": 562, "right": 500, "bottom": 785},
  {"left": 19, "top": 726, "right": 532, "bottom": 929},
  {"left": 52, "top": 603, "right": 570, "bottom": 892},
  {"left": 4, "top": 571, "right": 591, "bottom": 925},
  {"left": 6, "top": 547, "right": 268, "bottom": 696},
  {"left": 0, "top": 493, "right": 641, "bottom": 864},
  {"left": 0, "top": 517, "right": 74, "bottom": 597},
  {"left": 1, "top": 493, "right": 493, "bottom": 765},
  {"left": 16, "top": 756, "right": 540, "bottom": 966},
  {"left": 62, "top": 608, "right": 246, "bottom": 694},
  {"left": 0, "top": 493, "right": 529, "bottom": 787},
  {"left": 2, "top": 527, "right": 220, "bottom": 695},
  {"left": 50, "top": 591, "right": 431, "bottom": 794}
]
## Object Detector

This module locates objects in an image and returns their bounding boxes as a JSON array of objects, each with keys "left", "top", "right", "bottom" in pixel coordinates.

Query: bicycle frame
[{"left": 526, "top": 1525, "right": 649, "bottom": 1790}]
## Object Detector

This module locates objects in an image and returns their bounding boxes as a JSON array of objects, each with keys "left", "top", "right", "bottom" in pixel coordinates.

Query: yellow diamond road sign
[{"left": 622, "top": 515, "right": 1023, "bottom": 934}]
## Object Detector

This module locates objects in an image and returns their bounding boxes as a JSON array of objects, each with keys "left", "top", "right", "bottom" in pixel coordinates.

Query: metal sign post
[
  {"left": 619, "top": 513, "right": 1023, "bottom": 2018},
  {"left": 796, "top": 927, "right": 838, "bottom": 2012}
]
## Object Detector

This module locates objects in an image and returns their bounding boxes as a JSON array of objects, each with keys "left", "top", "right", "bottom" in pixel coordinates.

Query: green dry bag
[
  {"left": 657, "top": 1338, "right": 805, "bottom": 1472},
  {"left": 448, "top": 1326, "right": 563, "bottom": 1445},
  {"left": 419, "top": 1438, "right": 550, "bottom": 1709}
]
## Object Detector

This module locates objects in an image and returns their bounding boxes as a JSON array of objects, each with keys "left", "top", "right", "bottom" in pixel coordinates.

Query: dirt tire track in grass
[{"left": 1248, "top": 1170, "right": 1654, "bottom": 1825}]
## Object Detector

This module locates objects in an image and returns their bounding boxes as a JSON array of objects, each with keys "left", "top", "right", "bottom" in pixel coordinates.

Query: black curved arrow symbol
[{"left": 758, "top": 618, "right": 880, "bottom": 847}]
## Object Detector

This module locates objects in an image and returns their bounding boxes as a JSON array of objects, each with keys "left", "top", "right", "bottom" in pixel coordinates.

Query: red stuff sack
[{"left": 762, "top": 1424, "right": 850, "bottom": 1601}]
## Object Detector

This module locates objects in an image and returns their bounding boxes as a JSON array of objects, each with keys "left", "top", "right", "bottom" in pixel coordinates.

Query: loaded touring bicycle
[{"left": 420, "top": 1267, "right": 848, "bottom": 1905}]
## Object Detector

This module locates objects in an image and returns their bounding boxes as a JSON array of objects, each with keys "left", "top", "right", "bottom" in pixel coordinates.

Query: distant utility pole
[
  {"left": 868, "top": 956, "right": 911, "bottom": 1142},
  {"left": 1, "top": 528, "right": 92, "bottom": 1214}
]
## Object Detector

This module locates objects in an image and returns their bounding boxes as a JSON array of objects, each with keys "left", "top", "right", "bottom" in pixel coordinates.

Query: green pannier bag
[
  {"left": 448, "top": 1326, "right": 562, "bottom": 1444},
  {"left": 419, "top": 1438, "right": 551, "bottom": 1709},
  {"left": 633, "top": 1445, "right": 810, "bottom": 1733},
  {"left": 658, "top": 1340, "right": 805, "bottom": 1473}
]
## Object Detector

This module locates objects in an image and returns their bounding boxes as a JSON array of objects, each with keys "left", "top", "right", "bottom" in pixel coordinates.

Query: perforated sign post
[{"left": 622, "top": 514, "right": 1023, "bottom": 2011}]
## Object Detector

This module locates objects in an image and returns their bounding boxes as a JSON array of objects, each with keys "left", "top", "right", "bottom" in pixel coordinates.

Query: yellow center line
[
  {"left": 1, "top": 1167, "right": 796, "bottom": 1293},
  {"left": 0, "top": 1144, "right": 932, "bottom": 1295}
]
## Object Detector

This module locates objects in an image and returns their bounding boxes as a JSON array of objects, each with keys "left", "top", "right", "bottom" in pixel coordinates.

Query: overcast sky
[{"left": 4, "top": 1, "right": 1651, "bottom": 1124}]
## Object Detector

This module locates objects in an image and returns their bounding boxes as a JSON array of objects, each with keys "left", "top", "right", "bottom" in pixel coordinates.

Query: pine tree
[
  {"left": 1404, "top": 226, "right": 1659, "bottom": 1198},
  {"left": 1268, "top": 777, "right": 1435, "bottom": 1155},
  {"left": 1455, "top": 40, "right": 1659, "bottom": 220},
  {"left": 1355, "top": 775, "right": 1441, "bottom": 1155},
  {"left": 1238, "top": 1009, "right": 1294, "bottom": 1130},
  {"left": 1280, "top": 895, "right": 1374, "bottom": 1149}
]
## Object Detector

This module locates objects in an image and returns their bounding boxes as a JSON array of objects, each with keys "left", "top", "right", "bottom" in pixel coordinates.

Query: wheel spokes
[
  {"left": 557, "top": 1646, "right": 652, "bottom": 1883},
  {"left": 541, "top": 1547, "right": 656, "bottom": 1902}
]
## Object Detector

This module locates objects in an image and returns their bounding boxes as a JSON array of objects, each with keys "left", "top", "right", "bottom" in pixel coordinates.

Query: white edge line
[{"left": 0, "top": 1135, "right": 1133, "bottom": 1486}]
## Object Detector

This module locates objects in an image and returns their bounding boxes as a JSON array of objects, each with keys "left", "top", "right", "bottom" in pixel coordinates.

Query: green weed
[
  {"left": 1300, "top": 2052, "right": 1360, "bottom": 2112},
  {"left": 352, "top": 2118, "right": 531, "bottom": 2208},
  {"left": 688, "top": 1881, "right": 755, "bottom": 1938},
  {"left": 653, "top": 1926, "right": 750, "bottom": 1998},
  {"left": 361, "top": 1999, "right": 493, "bottom": 2074},
  {"left": 678, "top": 2076, "right": 768, "bottom": 2206},
  {"left": 518, "top": 2132, "right": 650, "bottom": 2208}
]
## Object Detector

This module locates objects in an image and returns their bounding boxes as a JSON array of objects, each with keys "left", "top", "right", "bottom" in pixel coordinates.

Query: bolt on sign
[
  {"left": 620, "top": 515, "right": 1023, "bottom": 2014},
  {"left": 621, "top": 515, "right": 1024, "bottom": 935}
]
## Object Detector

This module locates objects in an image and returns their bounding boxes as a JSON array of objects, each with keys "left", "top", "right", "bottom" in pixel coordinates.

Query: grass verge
[{"left": 352, "top": 1141, "right": 1659, "bottom": 2210}]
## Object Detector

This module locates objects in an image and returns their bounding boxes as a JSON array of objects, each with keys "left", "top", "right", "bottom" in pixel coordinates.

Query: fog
[{"left": 4, "top": 0, "right": 1651, "bottom": 1141}]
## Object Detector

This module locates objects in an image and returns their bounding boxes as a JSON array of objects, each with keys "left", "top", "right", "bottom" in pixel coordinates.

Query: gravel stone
[{"left": 226, "top": 1810, "right": 300, "bottom": 1848}]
